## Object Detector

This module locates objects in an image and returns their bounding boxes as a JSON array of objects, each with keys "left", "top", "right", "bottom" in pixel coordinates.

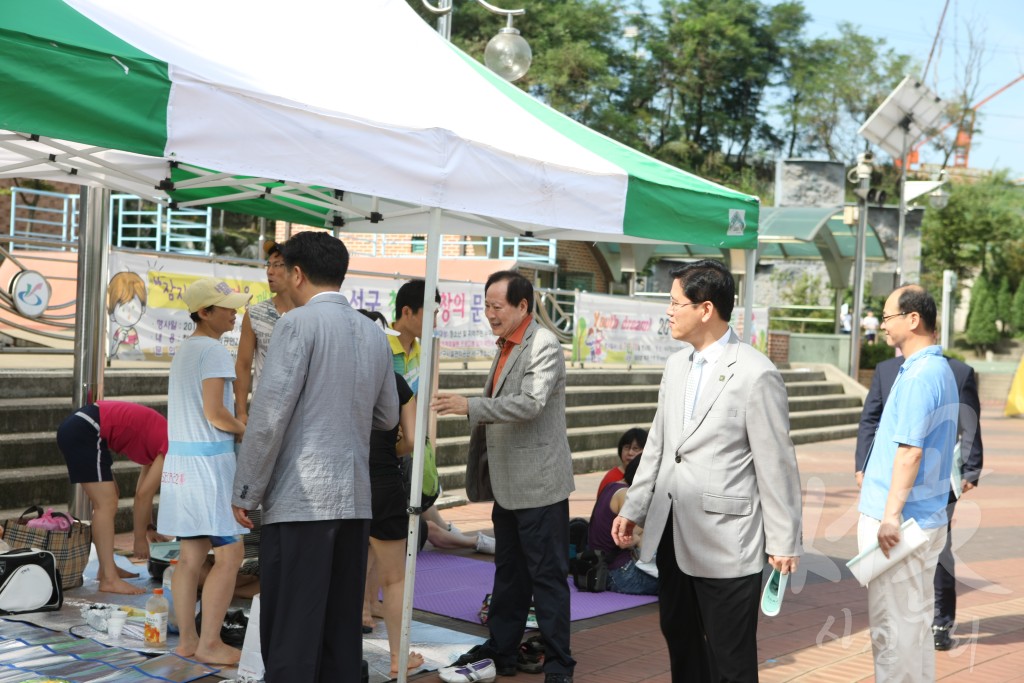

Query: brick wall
[
  {"left": 556, "top": 240, "right": 612, "bottom": 293},
  {"left": 767, "top": 330, "right": 790, "bottom": 365}
]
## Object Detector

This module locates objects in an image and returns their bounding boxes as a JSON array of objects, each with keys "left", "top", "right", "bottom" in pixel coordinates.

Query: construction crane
[{"left": 906, "top": 73, "right": 1024, "bottom": 169}]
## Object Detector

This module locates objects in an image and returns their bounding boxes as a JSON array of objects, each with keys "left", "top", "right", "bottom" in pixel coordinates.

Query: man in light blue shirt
[{"left": 857, "top": 285, "right": 958, "bottom": 682}]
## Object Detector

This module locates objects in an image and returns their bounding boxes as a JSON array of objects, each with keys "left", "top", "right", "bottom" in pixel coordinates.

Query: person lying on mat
[
  {"left": 55, "top": 400, "right": 173, "bottom": 595},
  {"left": 590, "top": 455, "right": 658, "bottom": 595}
]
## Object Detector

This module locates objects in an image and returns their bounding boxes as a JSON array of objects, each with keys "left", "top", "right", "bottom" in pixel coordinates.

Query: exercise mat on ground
[{"left": 413, "top": 551, "right": 656, "bottom": 624}]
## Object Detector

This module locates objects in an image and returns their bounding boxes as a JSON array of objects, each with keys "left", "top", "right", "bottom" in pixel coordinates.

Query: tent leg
[
  {"left": 742, "top": 248, "right": 756, "bottom": 345},
  {"left": 69, "top": 186, "right": 111, "bottom": 520},
  {"left": 397, "top": 207, "right": 443, "bottom": 683}
]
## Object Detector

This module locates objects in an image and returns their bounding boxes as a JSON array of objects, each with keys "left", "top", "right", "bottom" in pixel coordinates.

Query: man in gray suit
[
  {"left": 433, "top": 270, "right": 576, "bottom": 683},
  {"left": 613, "top": 259, "right": 803, "bottom": 683},
  {"left": 231, "top": 232, "right": 398, "bottom": 683}
]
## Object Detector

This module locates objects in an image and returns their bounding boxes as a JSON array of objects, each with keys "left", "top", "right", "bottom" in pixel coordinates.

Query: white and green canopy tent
[
  {"left": 0, "top": 0, "right": 758, "bottom": 245},
  {"left": 2, "top": 1, "right": 759, "bottom": 678}
]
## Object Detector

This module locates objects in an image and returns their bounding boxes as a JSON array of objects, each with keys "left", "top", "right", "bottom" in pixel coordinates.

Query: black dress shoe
[
  {"left": 543, "top": 675, "right": 573, "bottom": 683},
  {"left": 933, "top": 626, "right": 954, "bottom": 651}
]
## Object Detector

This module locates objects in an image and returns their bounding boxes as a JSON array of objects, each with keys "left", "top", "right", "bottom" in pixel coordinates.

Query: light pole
[
  {"left": 849, "top": 152, "right": 874, "bottom": 379},
  {"left": 422, "top": 0, "right": 532, "bottom": 82}
]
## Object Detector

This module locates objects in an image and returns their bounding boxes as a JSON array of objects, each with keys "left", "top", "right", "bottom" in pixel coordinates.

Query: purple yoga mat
[{"left": 413, "top": 551, "right": 656, "bottom": 623}]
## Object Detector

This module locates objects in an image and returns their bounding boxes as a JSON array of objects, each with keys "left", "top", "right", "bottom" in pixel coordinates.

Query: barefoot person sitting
[
  {"left": 158, "top": 278, "right": 250, "bottom": 665},
  {"left": 55, "top": 400, "right": 172, "bottom": 594}
]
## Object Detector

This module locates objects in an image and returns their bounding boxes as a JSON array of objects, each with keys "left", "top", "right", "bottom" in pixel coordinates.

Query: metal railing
[
  {"left": 6, "top": 188, "right": 213, "bottom": 254},
  {"left": 346, "top": 233, "right": 557, "bottom": 265},
  {"left": 9, "top": 187, "right": 79, "bottom": 250},
  {"left": 110, "top": 194, "right": 213, "bottom": 254}
]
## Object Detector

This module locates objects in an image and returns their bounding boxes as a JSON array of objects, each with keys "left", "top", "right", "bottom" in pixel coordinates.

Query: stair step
[
  {"left": 0, "top": 462, "right": 141, "bottom": 518},
  {"left": 438, "top": 448, "right": 619, "bottom": 493},
  {"left": 790, "top": 424, "right": 860, "bottom": 445},
  {"left": 785, "top": 381, "right": 848, "bottom": 397},
  {"left": 435, "top": 423, "right": 652, "bottom": 468},
  {"left": 788, "top": 407, "right": 864, "bottom": 431},
  {"left": 0, "top": 396, "right": 167, "bottom": 433},
  {"left": 436, "top": 403, "right": 658, "bottom": 439}
]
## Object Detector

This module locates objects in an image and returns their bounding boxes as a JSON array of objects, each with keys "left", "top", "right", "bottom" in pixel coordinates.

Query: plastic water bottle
[
  {"left": 161, "top": 559, "right": 179, "bottom": 634},
  {"left": 145, "top": 588, "right": 169, "bottom": 644}
]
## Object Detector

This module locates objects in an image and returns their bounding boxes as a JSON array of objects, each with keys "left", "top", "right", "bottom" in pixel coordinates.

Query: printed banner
[
  {"left": 106, "top": 252, "right": 497, "bottom": 362},
  {"left": 572, "top": 292, "right": 768, "bottom": 366}
]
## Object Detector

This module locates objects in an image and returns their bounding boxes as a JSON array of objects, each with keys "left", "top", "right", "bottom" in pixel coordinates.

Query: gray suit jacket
[
  {"left": 620, "top": 331, "right": 803, "bottom": 578},
  {"left": 232, "top": 292, "right": 398, "bottom": 524},
  {"left": 465, "top": 319, "right": 575, "bottom": 510}
]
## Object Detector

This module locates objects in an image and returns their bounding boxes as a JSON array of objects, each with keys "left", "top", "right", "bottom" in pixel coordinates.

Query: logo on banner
[
  {"left": 11, "top": 270, "right": 51, "bottom": 318},
  {"left": 728, "top": 209, "right": 746, "bottom": 236}
]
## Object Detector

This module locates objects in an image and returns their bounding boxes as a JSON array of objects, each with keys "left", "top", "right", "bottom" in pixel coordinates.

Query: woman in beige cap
[{"left": 157, "top": 277, "right": 250, "bottom": 665}]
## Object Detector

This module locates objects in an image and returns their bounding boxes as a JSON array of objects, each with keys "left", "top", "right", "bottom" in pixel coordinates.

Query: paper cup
[{"left": 107, "top": 611, "right": 128, "bottom": 637}]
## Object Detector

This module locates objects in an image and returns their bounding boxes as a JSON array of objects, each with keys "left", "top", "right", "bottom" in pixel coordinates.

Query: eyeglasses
[
  {"left": 881, "top": 311, "right": 907, "bottom": 323},
  {"left": 265, "top": 261, "right": 285, "bottom": 270},
  {"left": 669, "top": 299, "right": 703, "bottom": 312}
]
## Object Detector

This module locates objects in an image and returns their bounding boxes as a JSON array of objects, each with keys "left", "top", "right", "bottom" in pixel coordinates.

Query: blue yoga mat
[{"left": 412, "top": 551, "right": 656, "bottom": 624}]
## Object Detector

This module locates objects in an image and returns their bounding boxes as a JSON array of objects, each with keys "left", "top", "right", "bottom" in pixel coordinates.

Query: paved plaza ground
[{"left": 417, "top": 405, "right": 1024, "bottom": 682}]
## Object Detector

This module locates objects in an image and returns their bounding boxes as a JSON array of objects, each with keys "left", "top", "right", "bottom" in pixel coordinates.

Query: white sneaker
[
  {"left": 447, "top": 521, "right": 463, "bottom": 535},
  {"left": 440, "top": 658, "right": 497, "bottom": 683},
  {"left": 475, "top": 533, "right": 496, "bottom": 555}
]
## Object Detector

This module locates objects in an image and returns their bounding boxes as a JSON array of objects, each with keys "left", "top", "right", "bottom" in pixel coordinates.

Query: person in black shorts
[
  {"left": 56, "top": 400, "right": 171, "bottom": 594},
  {"left": 360, "top": 311, "right": 425, "bottom": 677}
]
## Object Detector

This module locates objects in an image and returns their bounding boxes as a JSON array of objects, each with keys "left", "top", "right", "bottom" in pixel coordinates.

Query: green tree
[
  {"left": 777, "top": 23, "right": 913, "bottom": 161},
  {"left": 768, "top": 269, "right": 833, "bottom": 332},
  {"left": 921, "top": 174, "right": 1024, "bottom": 295},
  {"left": 997, "top": 276, "right": 1012, "bottom": 335},
  {"left": 409, "top": 0, "right": 627, "bottom": 129},
  {"left": 965, "top": 276, "right": 998, "bottom": 353},
  {"left": 1012, "top": 282, "right": 1024, "bottom": 338}
]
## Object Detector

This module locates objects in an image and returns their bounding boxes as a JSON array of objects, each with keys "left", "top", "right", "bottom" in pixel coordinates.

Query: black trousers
[
  {"left": 656, "top": 520, "right": 762, "bottom": 683},
  {"left": 260, "top": 519, "right": 369, "bottom": 683},
  {"left": 486, "top": 499, "right": 575, "bottom": 675},
  {"left": 934, "top": 492, "right": 958, "bottom": 628}
]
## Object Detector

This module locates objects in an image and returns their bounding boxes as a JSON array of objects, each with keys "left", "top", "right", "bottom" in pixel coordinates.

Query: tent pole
[
  {"left": 397, "top": 207, "right": 443, "bottom": 682},
  {"left": 743, "top": 247, "right": 756, "bottom": 345},
  {"left": 69, "top": 186, "right": 111, "bottom": 520}
]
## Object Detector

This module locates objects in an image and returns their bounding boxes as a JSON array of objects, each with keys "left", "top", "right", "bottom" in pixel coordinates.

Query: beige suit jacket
[
  {"left": 465, "top": 319, "right": 575, "bottom": 510},
  {"left": 620, "top": 331, "right": 803, "bottom": 578}
]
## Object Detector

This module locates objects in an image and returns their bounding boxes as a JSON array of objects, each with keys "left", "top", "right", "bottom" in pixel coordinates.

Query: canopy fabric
[{"left": 0, "top": 0, "right": 759, "bottom": 248}]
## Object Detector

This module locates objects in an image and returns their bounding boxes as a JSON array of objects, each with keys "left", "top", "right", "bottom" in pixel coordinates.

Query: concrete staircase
[{"left": 0, "top": 364, "right": 863, "bottom": 529}]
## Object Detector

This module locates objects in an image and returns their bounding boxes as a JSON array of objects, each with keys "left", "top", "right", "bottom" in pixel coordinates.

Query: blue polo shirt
[{"left": 859, "top": 345, "right": 958, "bottom": 529}]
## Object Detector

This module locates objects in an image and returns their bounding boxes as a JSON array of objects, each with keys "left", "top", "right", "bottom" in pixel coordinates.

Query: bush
[
  {"left": 966, "top": 282, "right": 999, "bottom": 352},
  {"left": 860, "top": 342, "right": 896, "bottom": 370},
  {"left": 943, "top": 349, "right": 966, "bottom": 363}
]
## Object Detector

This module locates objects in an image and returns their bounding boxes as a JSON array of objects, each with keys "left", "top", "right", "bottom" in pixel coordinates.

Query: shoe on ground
[
  {"left": 933, "top": 625, "right": 954, "bottom": 651},
  {"left": 448, "top": 521, "right": 463, "bottom": 534},
  {"left": 453, "top": 644, "right": 516, "bottom": 676},
  {"left": 517, "top": 636, "right": 545, "bottom": 673},
  {"left": 476, "top": 533, "right": 496, "bottom": 555},
  {"left": 440, "top": 658, "right": 498, "bottom": 683},
  {"left": 543, "top": 674, "right": 573, "bottom": 683}
]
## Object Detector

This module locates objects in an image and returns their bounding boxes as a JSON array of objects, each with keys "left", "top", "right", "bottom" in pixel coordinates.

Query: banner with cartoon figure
[
  {"left": 572, "top": 292, "right": 768, "bottom": 366},
  {"left": 106, "top": 251, "right": 497, "bottom": 362},
  {"left": 572, "top": 292, "right": 684, "bottom": 365},
  {"left": 107, "top": 252, "right": 270, "bottom": 361}
]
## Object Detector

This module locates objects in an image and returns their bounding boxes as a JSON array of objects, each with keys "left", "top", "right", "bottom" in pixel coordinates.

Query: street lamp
[{"left": 422, "top": 0, "right": 532, "bottom": 82}]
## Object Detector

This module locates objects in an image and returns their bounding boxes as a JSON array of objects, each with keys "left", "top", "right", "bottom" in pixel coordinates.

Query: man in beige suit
[
  {"left": 613, "top": 259, "right": 802, "bottom": 683},
  {"left": 434, "top": 270, "right": 576, "bottom": 683}
]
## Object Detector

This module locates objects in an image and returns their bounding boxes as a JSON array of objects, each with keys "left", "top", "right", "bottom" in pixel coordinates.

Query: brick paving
[{"left": 415, "top": 406, "right": 1024, "bottom": 682}]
